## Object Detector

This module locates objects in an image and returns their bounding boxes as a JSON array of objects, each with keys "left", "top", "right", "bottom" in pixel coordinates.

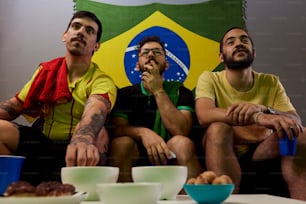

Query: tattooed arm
[
  {"left": 65, "top": 94, "right": 111, "bottom": 167},
  {"left": 0, "top": 97, "right": 23, "bottom": 120}
]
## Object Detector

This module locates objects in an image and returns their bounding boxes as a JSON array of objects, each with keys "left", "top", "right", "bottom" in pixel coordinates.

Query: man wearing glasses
[{"left": 109, "top": 36, "right": 202, "bottom": 182}]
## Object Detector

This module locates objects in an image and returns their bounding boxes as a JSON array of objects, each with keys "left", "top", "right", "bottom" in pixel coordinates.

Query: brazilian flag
[{"left": 74, "top": 0, "right": 246, "bottom": 89}]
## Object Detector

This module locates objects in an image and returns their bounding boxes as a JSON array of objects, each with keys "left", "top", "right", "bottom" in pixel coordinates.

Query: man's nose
[
  {"left": 77, "top": 32, "right": 84, "bottom": 38},
  {"left": 147, "top": 49, "right": 155, "bottom": 56}
]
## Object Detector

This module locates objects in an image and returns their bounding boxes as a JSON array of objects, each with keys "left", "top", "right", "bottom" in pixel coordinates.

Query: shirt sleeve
[
  {"left": 177, "top": 86, "right": 194, "bottom": 112},
  {"left": 272, "top": 77, "right": 295, "bottom": 112},
  {"left": 90, "top": 72, "right": 117, "bottom": 111},
  {"left": 16, "top": 66, "right": 43, "bottom": 102},
  {"left": 195, "top": 71, "right": 216, "bottom": 101}
]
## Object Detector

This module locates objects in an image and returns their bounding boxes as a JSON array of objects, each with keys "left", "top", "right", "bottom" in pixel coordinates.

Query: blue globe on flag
[{"left": 124, "top": 26, "right": 190, "bottom": 85}]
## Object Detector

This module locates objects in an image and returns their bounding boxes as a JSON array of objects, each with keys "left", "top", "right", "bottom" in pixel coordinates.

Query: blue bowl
[{"left": 184, "top": 183, "right": 234, "bottom": 204}]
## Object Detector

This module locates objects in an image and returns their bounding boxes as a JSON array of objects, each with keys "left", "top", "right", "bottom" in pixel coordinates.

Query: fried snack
[
  {"left": 212, "top": 175, "right": 233, "bottom": 184},
  {"left": 3, "top": 181, "right": 36, "bottom": 197},
  {"left": 186, "top": 171, "right": 233, "bottom": 185},
  {"left": 186, "top": 177, "right": 196, "bottom": 184},
  {"left": 194, "top": 175, "right": 209, "bottom": 184},
  {"left": 200, "top": 171, "right": 217, "bottom": 184},
  {"left": 35, "top": 181, "right": 75, "bottom": 196}
]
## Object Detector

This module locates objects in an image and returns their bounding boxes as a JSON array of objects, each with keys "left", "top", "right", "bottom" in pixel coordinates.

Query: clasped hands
[{"left": 227, "top": 102, "right": 303, "bottom": 140}]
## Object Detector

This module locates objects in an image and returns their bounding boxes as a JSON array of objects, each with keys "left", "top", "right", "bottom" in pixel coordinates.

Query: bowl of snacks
[
  {"left": 184, "top": 171, "right": 234, "bottom": 204},
  {"left": 132, "top": 165, "right": 187, "bottom": 200}
]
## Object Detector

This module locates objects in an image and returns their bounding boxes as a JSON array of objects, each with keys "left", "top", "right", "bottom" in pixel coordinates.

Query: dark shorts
[
  {"left": 238, "top": 142, "right": 260, "bottom": 170},
  {"left": 15, "top": 124, "right": 69, "bottom": 185},
  {"left": 134, "top": 141, "right": 177, "bottom": 166}
]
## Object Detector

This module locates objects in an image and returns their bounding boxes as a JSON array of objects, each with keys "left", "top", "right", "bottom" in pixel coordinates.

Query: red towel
[{"left": 22, "top": 57, "right": 72, "bottom": 117}]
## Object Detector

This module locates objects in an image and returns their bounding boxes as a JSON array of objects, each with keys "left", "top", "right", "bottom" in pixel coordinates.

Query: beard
[{"left": 222, "top": 47, "right": 254, "bottom": 70}]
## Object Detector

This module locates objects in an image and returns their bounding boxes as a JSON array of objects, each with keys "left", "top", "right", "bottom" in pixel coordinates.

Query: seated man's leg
[
  {"left": 168, "top": 135, "right": 202, "bottom": 180},
  {"left": 203, "top": 122, "right": 240, "bottom": 193},
  {"left": 282, "top": 128, "right": 306, "bottom": 201},
  {"left": 16, "top": 125, "right": 67, "bottom": 185},
  {"left": 0, "top": 120, "right": 19, "bottom": 154},
  {"left": 109, "top": 136, "right": 139, "bottom": 182}
]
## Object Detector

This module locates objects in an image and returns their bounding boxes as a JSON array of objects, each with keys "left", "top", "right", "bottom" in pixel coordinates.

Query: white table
[{"left": 81, "top": 194, "right": 306, "bottom": 204}]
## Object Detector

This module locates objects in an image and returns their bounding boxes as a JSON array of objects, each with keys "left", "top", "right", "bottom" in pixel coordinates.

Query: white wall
[
  {"left": 0, "top": 0, "right": 74, "bottom": 124},
  {"left": 1, "top": 0, "right": 306, "bottom": 124}
]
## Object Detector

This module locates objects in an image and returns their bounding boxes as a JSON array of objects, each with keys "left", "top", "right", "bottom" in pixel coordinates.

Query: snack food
[
  {"left": 3, "top": 181, "right": 36, "bottom": 197},
  {"left": 187, "top": 171, "right": 233, "bottom": 185},
  {"left": 3, "top": 181, "right": 75, "bottom": 197},
  {"left": 35, "top": 181, "right": 75, "bottom": 196}
]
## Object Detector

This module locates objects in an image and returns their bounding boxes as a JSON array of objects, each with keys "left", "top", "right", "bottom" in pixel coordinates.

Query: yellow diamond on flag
[{"left": 93, "top": 11, "right": 220, "bottom": 89}]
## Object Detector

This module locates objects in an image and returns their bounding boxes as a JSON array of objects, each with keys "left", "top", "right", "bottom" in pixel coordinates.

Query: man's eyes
[{"left": 71, "top": 23, "right": 95, "bottom": 35}]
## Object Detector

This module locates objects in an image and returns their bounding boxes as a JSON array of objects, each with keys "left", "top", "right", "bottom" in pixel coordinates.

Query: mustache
[
  {"left": 145, "top": 56, "right": 158, "bottom": 65},
  {"left": 232, "top": 45, "right": 249, "bottom": 55},
  {"left": 71, "top": 37, "right": 86, "bottom": 46}
]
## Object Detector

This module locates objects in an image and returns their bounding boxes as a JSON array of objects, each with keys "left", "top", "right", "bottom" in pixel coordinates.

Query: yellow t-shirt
[
  {"left": 17, "top": 62, "right": 117, "bottom": 140},
  {"left": 195, "top": 70, "right": 295, "bottom": 156},
  {"left": 195, "top": 70, "right": 295, "bottom": 112}
]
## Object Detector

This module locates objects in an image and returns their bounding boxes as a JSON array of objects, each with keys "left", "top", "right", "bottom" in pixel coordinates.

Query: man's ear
[
  {"left": 165, "top": 61, "right": 170, "bottom": 70},
  {"left": 62, "top": 32, "right": 67, "bottom": 42},
  {"left": 94, "top": 43, "right": 100, "bottom": 52},
  {"left": 219, "top": 53, "right": 224, "bottom": 62}
]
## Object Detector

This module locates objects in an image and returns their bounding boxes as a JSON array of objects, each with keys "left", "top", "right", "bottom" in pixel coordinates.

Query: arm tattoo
[{"left": 76, "top": 95, "right": 109, "bottom": 139}]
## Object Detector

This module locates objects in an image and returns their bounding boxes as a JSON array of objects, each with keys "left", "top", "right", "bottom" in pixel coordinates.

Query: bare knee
[
  {"left": 0, "top": 120, "right": 20, "bottom": 154},
  {"left": 204, "top": 122, "right": 233, "bottom": 145},
  {"left": 168, "top": 135, "right": 196, "bottom": 158}
]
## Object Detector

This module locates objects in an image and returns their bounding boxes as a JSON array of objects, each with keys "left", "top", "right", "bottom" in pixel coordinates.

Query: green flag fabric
[{"left": 74, "top": 0, "right": 246, "bottom": 89}]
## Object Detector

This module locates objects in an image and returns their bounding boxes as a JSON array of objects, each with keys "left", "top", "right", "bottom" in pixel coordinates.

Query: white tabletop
[{"left": 81, "top": 194, "right": 306, "bottom": 204}]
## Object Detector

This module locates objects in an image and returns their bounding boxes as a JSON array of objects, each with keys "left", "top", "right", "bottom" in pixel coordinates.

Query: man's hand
[
  {"left": 141, "top": 128, "right": 172, "bottom": 165},
  {"left": 254, "top": 113, "right": 304, "bottom": 140},
  {"left": 226, "top": 102, "right": 266, "bottom": 125},
  {"left": 141, "top": 60, "right": 163, "bottom": 94},
  {"left": 65, "top": 135, "right": 100, "bottom": 166}
]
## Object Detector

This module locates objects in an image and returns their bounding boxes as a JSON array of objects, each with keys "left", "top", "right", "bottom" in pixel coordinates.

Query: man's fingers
[
  {"left": 65, "top": 144, "right": 77, "bottom": 167},
  {"left": 66, "top": 143, "right": 100, "bottom": 167}
]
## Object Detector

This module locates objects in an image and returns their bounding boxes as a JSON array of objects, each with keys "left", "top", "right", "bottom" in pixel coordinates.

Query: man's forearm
[
  {"left": 154, "top": 89, "right": 190, "bottom": 135},
  {"left": 72, "top": 95, "right": 110, "bottom": 142}
]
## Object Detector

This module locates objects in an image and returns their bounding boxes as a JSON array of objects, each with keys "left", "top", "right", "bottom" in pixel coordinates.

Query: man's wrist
[
  {"left": 153, "top": 89, "right": 165, "bottom": 97},
  {"left": 70, "top": 135, "right": 93, "bottom": 145},
  {"left": 253, "top": 112, "right": 263, "bottom": 124},
  {"left": 264, "top": 106, "right": 277, "bottom": 114}
]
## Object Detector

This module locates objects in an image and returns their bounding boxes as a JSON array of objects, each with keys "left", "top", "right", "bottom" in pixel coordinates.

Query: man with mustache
[
  {"left": 109, "top": 36, "right": 202, "bottom": 182},
  {"left": 195, "top": 27, "right": 306, "bottom": 200},
  {"left": 0, "top": 11, "right": 117, "bottom": 184}
]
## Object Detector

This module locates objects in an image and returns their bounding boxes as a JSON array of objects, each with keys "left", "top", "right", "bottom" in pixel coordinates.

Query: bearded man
[
  {"left": 109, "top": 36, "right": 202, "bottom": 182},
  {"left": 195, "top": 27, "right": 306, "bottom": 200}
]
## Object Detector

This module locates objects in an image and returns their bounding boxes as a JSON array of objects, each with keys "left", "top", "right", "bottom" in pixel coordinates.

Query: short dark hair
[
  {"left": 219, "top": 26, "right": 254, "bottom": 53},
  {"left": 66, "top": 10, "right": 102, "bottom": 42},
  {"left": 137, "top": 36, "right": 166, "bottom": 53}
]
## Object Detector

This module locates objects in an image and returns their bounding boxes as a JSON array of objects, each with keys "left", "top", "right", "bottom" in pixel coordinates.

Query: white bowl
[
  {"left": 132, "top": 166, "right": 187, "bottom": 200},
  {"left": 61, "top": 166, "right": 119, "bottom": 201},
  {"left": 96, "top": 182, "right": 162, "bottom": 204}
]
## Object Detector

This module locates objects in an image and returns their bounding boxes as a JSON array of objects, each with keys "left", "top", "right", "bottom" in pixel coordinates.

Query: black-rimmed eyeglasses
[{"left": 139, "top": 48, "right": 164, "bottom": 57}]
